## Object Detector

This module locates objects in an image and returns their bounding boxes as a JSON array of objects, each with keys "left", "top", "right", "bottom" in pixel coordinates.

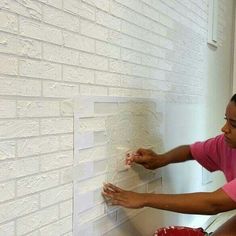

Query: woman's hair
[{"left": 230, "top": 94, "right": 236, "bottom": 103}]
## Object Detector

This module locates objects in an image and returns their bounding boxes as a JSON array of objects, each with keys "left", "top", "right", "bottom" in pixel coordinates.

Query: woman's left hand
[{"left": 102, "top": 183, "right": 146, "bottom": 209}]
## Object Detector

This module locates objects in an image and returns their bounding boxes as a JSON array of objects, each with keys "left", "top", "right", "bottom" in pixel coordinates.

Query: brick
[
  {"left": 0, "top": 157, "right": 39, "bottom": 182},
  {"left": 81, "top": 19, "right": 108, "bottom": 41},
  {"left": 0, "top": 141, "right": 15, "bottom": 160},
  {"left": 19, "top": 17, "right": 63, "bottom": 45},
  {"left": 80, "top": 52, "right": 108, "bottom": 70},
  {"left": 63, "top": 65, "right": 94, "bottom": 84},
  {"left": 39, "top": 216, "right": 72, "bottom": 236},
  {"left": 121, "top": 48, "right": 142, "bottom": 64},
  {"left": 0, "top": 11, "right": 18, "bottom": 33},
  {"left": 60, "top": 99, "right": 74, "bottom": 116},
  {"left": 0, "top": 0, "right": 42, "bottom": 20},
  {"left": 41, "top": 118, "right": 73, "bottom": 135},
  {"left": 60, "top": 199, "right": 73, "bottom": 218},
  {"left": 64, "top": 0, "right": 95, "bottom": 20},
  {"left": 40, "top": 183, "right": 72, "bottom": 207},
  {"left": 96, "top": 10, "right": 121, "bottom": 31},
  {"left": 0, "top": 119, "right": 39, "bottom": 140},
  {"left": 95, "top": 71, "right": 121, "bottom": 86},
  {"left": 80, "top": 84, "right": 108, "bottom": 96},
  {"left": 0, "top": 55, "right": 17, "bottom": 75},
  {"left": 60, "top": 134, "right": 73, "bottom": 150},
  {"left": 63, "top": 31, "right": 95, "bottom": 53},
  {"left": 17, "top": 171, "right": 60, "bottom": 196},
  {"left": 0, "top": 222, "right": 14, "bottom": 236},
  {"left": 16, "top": 206, "right": 59, "bottom": 235},
  {"left": 0, "top": 32, "right": 41, "bottom": 58},
  {"left": 43, "top": 5, "right": 80, "bottom": 32},
  {"left": 0, "top": 195, "right": 39, "bottom": 223},
  {"left": 43, "top": 81, "right": 79, "bottom": 98},
  {"left": 43, "top": 43, "right": 80, "bottom": 65},
  {"left": 40, "top": 150, "right": 73, "bottom": 171},
  {"left": 0, "top": 77, "right": 41, "bottom": 97},
  {"left": 60, "top": 167, "right": 73, "bottom": 184},
  {"left": 17, "top": 136, "right": 60, "bottom": 157},
  {"left": 82, "top": 0, "right": 109, "bottom": 12},
  {"left": 0, "top": 100, "right": 16, "bottom": 118},
  {"left": 19, "top": 58, "right": 61, "bottom": 80},
  {"left": 96, "top": 41, "right": 120, "bottom": 59},
  {"left": 0, "top": 181, "right": 15, "bottom": 203},
  {"left": 17, "top": 100, "right": 60, "bottom": 117},
  {"left": 79, "top": 117, "right": 105, "bottom": 132},
  {"left": 38, "top": 0, "right": 62, "bottom": 9}
]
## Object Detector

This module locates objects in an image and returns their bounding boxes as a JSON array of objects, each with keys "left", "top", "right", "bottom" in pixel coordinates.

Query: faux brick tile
[
  {"left": 16, "top": 171, "right": 60, "bottom": 196},
  {"left": 40, "top": 183, "right": 72, "bottom": 207},
  {"left": 64, "top": 0, "right": 95, "bottom": 21},
  {"left": 19, "top": 17, "right": 63, "bottom": 45},
  {"left": 0, "top": 77, "right": 41, "bottom": 97},
  {"left": 0, "top": 119, "right": 39, "bottom": 140},
  {"left": 41, "top": 118, "right": 73, "bottom": 135},
  {"left": 0, "top": 195, "right": 39, "bottom": 223},
  {"left": 0, "top": 157, "right": 39, "bottom": 182},
  {"left": 0, "top": 181, "right": 15, "bottom": 203},
  {"left": 82, "top": 0, "right": 109, "bottom": 12},
  {"left": 60, "top": 199, "right": 73, "bottom": 218},
  {"left": 0, "top": 141, "right": 15, "bottom": 160},
  {"left": 0, "top": 100, "right": 16, "bottom": 118},
  {"left": 0, "top": 222, "right": 15, "bottom": 236},
  {"left": 19, "top": 58, "right": 62, "bottom": 80},
  {"left": 0, "top": 55, "right": 17, "bottom": 75},
  {"left": 0, "top": 11, "right": 18, "bottom": 33},
  {"left": 17, "top": 135, "right": 60, "bottom": 157}
]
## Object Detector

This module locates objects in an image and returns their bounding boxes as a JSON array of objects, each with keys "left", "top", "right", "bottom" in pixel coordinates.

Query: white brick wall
[{"left": 0, "top": 0, "right": 233, "bottom": 235}]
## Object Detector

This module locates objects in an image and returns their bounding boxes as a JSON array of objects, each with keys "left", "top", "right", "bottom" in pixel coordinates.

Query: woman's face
[{"left": 221, "top": 101, "right": 236, "bottom": 148}]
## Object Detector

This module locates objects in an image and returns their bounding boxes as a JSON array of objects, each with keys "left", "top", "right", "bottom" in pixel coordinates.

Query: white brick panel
[
  {"left": 43, "top": 43, "right": 80, "bottom": 66},
  {"left": 60, "top": 134, "right": 73, "bottom": 150},
  {"left": 16, "top": 205, "right": 59, "bottom": 235},
  {"left": 17, "top": 135, "right": 61, "bottom": 157},
  {"left": 82, "top": 0, "right": 109, "bottom": 12},
  {"left": 95, "top": 41, "right": 120, "bottom": 59},
  {"left": 60, "top": 199, "right": 73, "bottom": 218},
  {"left": 40, "top": 183, "right": 72, "bottom": 207},
  {"left": 0, "top": 119, "right": 39, "bottom": 140},
  {"left": 0, "top": 55, "right": 17, "bottom": 75},
  {"left": 0, "top": 141, "right": 15, "bottom": 160},
  {"left": 42, "top": 81, "right": 79, "bottom": 98},
  {"left": 16, "top": 171, "right": 60, "bottom": 196},
  {"left": 64, "top": 0, "right": 95, "bottom": 21},
  {"left": 0, "top": 77, "right": 41, "bottom": 97},
  {"left": 43, "top": 5, "right": 80, "bottom": 32},
  {"left": 0, "top": 11, "right": 18, "bottom": 33},
  {"left": 63, "top": 65, "right": 94, "bottom": 83},
  {"left": 0, "top": 34, "right": 42, "bottom": 59},
  {"left": 19, "top": 58, "right": 62, "bottom": 80},
  {"left": 0, "top": 222, "right": 14, "bottom": 236},
  {"left": 0, "top": 157, "right": 39, "bottom": 182},
  {"left": 81, "top": 19, "right": 108, "bottom": 41},
  {"left": 0, "top": 195, "right": 39, "bottom": 223},
  {"left": 40, "top": 150, "right": 73, "bottom": 171},
  {"left": 62, "top": 31, "right": 95, "bottom": 53},
  {"left": 0, "top": 181, "right": 15, "bottom": 203},
  {"left": 40, "top": 118, "right": 73, "bottom": 135},
  {"left": 95, "top": 71, "right": 121, "bottom": 87},
  {"left": 80, "top": 52, "right": 108, "bottom": 70},
  {"left": 39, "top": 216, "right": 72, "bottom": 236},
  {"left": 19, "top": 17, "right": 63, "bottom": 45},
  {"left": 0, "top": 0, "right": 42, "bottom": 20},
  {"left": 0, "top": 100, "right": 16, "bottom": 118}
]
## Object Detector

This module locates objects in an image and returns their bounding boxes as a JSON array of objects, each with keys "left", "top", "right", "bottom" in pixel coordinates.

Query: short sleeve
[
  {"left": 222, "top": 179, "right": 236, "bottom": 202},
  {"left": 190, "top": 135, "right": 223, "bottom": 172}
]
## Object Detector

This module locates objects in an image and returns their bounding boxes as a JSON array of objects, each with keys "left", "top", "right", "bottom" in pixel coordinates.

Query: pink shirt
[{"left": 190, "top": 134, "right": 236, "bottom": 202}]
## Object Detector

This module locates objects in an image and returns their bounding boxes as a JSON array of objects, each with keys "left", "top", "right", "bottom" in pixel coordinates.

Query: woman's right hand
[{"left": 126, "top": 148, "right": 162, "bottom": 170}]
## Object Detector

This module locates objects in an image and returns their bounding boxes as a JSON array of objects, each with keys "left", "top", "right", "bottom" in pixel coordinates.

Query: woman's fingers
[{"left": 103, "top": 183, "right": 122, "bottom": 193}]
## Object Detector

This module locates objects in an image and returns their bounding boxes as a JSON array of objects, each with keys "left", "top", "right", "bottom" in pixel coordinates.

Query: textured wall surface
[
  {"left": 74, "top": 97, "right": 164, "bottom": 235},
  {"left": 0, "top": 0, "right": 234, "bottom": 235}
]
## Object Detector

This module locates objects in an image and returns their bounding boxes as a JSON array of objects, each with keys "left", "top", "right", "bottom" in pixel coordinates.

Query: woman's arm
[{"left": 103, "top": 184, "right": 236, "bottom": 215}]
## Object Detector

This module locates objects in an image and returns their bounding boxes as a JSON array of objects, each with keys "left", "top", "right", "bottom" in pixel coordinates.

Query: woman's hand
[
  {"left": 102, "top": 183, "right": 146, "bottom": 209},
  {"left": 126, "top": 148, "right": 161, "bottom": 170}
]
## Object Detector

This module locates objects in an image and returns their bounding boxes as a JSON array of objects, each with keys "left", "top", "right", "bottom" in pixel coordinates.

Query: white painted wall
[{"left": 0, "top": 0, "right": 235, "bottom": 235}]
